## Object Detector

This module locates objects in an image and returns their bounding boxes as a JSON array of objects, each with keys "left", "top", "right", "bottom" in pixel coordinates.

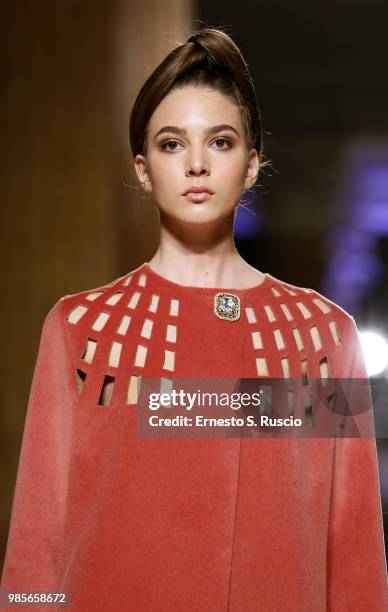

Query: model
[{"left": 1, "top": 26, "right": 387, "bottom": 611}]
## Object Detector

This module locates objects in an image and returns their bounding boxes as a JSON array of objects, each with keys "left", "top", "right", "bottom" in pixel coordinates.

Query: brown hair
[{"left": 129, "top": 26, "right": 268, "bottom": 170}]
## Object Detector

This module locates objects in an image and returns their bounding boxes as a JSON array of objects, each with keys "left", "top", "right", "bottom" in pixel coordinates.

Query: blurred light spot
[{"left": 359, "top": 330, "right": 388, "bottom": 376}]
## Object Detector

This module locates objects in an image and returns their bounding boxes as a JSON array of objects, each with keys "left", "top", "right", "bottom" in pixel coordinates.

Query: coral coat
[{"left": 1, "top": 262, "right": 388, "bottom": 611}]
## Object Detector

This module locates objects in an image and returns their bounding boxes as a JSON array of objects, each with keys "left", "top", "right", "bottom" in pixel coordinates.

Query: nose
[{"left": 185, "top": 146, "right": 210, "bottom": 177}]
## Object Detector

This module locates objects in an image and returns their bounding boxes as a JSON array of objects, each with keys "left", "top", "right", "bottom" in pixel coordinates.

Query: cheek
[
  {"left": 148, "top": 156, "right": 180, "bottom": 192},
  {"left": 216, "top": 145, "right": 246, "bottom": 169},
  {"left": 217, "top": 157, "right": 247, "bottom": 189}
]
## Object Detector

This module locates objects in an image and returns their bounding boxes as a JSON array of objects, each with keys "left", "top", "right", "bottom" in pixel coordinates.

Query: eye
[
  {"left": 212, "top": 137, "right": 233, "bottom": 150},
  {"left": 159, "top": 137, "right": 233, "bottom": 152},
  {"left": 160, "top": 139, "right": 183, "bottom": 152}
]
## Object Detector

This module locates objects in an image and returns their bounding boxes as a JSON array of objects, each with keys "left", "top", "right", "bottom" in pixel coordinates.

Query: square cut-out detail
[
  {"left": 274, "top": 328, "right": 285, "bottom": 350},
  {"left": 67, "top": 305, "right": 88, "bottom": 325},
  {"left": 313, "top": 297, "right": 331, "bottom": 314},
  {"left": 75, "top": 368, "right": 87, "bottom": 396},
  {"left": 134, "top": 344, "right": 148, "bottom": 368},
  {"left": 105, "top": 291, "right": 124, "bottom": 306},
  {"left": 251, "top": 331, "right": 263, "bottom": 349},
  {"left": 271, "top": 287, "right": 282, "bottom": 297},
  {"left": 319, "top": 356, "right": 330, "bottom": 382},
  {"left": 245, "top": 307, "right": 257, "bottom": 324},
  {"left": 283, "top": 287, "right": 298, "bottom": 296},
  {"left": 293, "top": 328, "right": 304, "bottom": 351},
  {"left": 280, "top": 303, "right": 293, "bottom": 321},
  {"left": 86, "top": 291, "right": 104, "bottom": 301},
  {"left": 138, "top": 273, "right": 147, "bottom": 287},
  {"left": 166, "top": 324, "right": 177, "bottom": 343},
  {"left": 301, "top": 359, "right": 309, "bottom": 386},
  {"left": 117, "top": 315, "right": 131, "bottom": 335},
  {"left": 141, "top": 318, "right": 154, "bottom": 339},
  {"left": 81, "top": 338, "right": 97, "bottom": 364},
  {"left": 92, "top": 311, "right": 110, "bottom": 332},
  {"left": 304, "top": 398, "right": 314, "bottom": 426},
  {"left": 310, "top": 325, "right": 322, "bottom": 351},
  {"left": 281, "top": 357, "right": 290, "bottom": 378},
  {"left": 127, "top": 374, "right": 142, "bottom": 404},
  {"left": 329, "top": 320, "right": 341, "bottom": 346},
  {"left": 256, "top": 357, "right": 268, "bottom": 376},
  {"left": 260, "top": 386, "right": 272, "bottom": 415},
  {"left": 163, "top": 350, "right": 175, "bottom": 371},
  {"left": 160, "top": 377, "right": 174, "bottom": 395},
  {"left": 128, "top": 291, "right": 142, "bottom": 310},
  {"left": 296, "top": 301, "right": 312, "bottom": 319},
  {"left": 169, "top": 298, "right": 179, "bottom": 317},
  {"left": 159, "top": 378, "right": 174, "bottom": 406},
  {"left": 264, "top": 304, "right": 276, "bottom": 322},
  {"left": 327, "top": 391, "right": 336, "bottom": 412},
  {"left": 287, "top": 390, "right": 294, "bottom": 415},
  {"left": 148, "top": 294, "right": 160, "bottom": 313},
  {"left": 98, "top": 375, "right": 115, "bottom": 406},
  {"left": 109, "top": 341, "right": 122, "bottom": 368},
  {"left": 122, "top": 274, "right": 133, "bottom": 287}
]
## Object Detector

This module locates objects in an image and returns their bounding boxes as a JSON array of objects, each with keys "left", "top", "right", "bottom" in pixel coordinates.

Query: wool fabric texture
[{"left": 2, "top": 262, "right": 388, "bottom": 611}]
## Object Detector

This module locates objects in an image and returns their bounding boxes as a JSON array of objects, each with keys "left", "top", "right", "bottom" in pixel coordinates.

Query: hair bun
[{"left": 187, "top": 33, "right": 199, "bottom": 44}]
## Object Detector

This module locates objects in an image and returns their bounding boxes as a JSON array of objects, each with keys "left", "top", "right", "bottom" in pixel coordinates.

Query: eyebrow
[{"left": 153, "top": 124, "right": 240, "bottom": 140}]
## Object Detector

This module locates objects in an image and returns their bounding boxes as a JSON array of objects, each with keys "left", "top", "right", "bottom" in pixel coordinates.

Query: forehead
[{"left": 148, "top": 85, "right": 243, "bottom": 132}]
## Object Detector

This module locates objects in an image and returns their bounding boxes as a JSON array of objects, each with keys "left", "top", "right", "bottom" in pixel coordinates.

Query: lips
[
  {"left": 182, "top": 186, "right": 215, "bottom": 202},
  {"left": 183, "top": 186, "right": 214, "bottom": 194},
  {"left": 184, "top": 191, "right": 214, "bottom": 202}
]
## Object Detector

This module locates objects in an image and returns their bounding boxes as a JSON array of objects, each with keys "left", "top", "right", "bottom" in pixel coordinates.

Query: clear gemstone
[
  {"left": 214, "top": 292, "right": 241, "bottom": 321},
  {"left": 222, "top": 296, "right": 236, "bottom": 313}
]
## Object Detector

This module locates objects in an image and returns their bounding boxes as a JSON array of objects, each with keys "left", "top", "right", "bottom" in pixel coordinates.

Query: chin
[
  {"left": 159, "top": 200, "right": 234, "bottom": 224},
  {"left": 178, "top": 212, "right": 217, "bottom": 224}
]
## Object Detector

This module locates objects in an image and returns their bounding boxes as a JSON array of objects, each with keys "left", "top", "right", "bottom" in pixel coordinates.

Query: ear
[
  {"left": 243, "top": 148, "right": 260, "bottom": 190},
  {"left": 134, "top": 154, "right": 153, "bottom": 192}
]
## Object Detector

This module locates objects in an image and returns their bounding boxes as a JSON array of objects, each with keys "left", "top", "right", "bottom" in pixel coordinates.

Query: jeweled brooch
[{"left": 214, "top": 292, "right": 241, "bottom": 321}]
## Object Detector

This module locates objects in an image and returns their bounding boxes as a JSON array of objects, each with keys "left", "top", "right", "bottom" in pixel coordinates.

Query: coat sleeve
[
  {"left": 1, "top": 297, "right": 77, "bottom": 596},
  {"left": 327, "top": 315, "right": 388, "bottom": 611}
]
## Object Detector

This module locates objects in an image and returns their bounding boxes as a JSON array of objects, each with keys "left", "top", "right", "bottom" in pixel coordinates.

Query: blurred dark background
[{"left": 2, "top": 0, "right": 387, "bottom": 570}]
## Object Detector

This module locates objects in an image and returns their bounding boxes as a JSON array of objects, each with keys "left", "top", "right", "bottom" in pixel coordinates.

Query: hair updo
[{"left": 129, "top": 26, "right": 267, "bottom": 168}]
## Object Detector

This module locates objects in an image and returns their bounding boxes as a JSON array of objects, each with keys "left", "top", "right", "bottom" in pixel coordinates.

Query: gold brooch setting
[{"left": 214, "top": 292, "right": 241, "bottom": 321}]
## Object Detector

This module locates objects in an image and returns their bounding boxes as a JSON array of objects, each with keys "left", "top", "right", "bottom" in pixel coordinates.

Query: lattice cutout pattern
[{"left": 65, "top": 267, "right": 346, "bottom": 410}]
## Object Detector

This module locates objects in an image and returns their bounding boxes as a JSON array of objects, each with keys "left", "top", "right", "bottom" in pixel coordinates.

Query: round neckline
[{"left": 142, "top": 262, "right": 272, "bottom": 294}]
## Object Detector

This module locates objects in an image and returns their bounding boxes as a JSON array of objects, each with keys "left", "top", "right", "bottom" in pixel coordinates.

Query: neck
[{"left": 146, "top": 212, "right": 261, "bottom": 288}]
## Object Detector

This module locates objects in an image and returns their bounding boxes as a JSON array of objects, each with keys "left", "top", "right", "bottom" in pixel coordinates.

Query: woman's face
[{"left": 134, "top": 85, "right": 259, "bottom": 225}]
